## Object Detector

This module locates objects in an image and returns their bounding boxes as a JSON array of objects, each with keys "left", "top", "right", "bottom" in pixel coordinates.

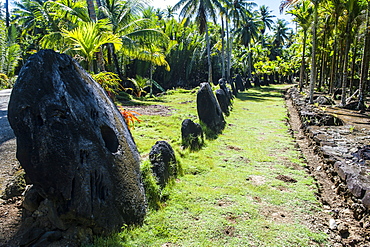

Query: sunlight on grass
[{"left": 92, "top": 85, "right": 329, "bottom": 247}]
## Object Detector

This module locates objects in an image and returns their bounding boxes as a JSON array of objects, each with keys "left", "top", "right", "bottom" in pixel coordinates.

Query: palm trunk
[
  {"left": 309, "top": 2, "right": 318, "bottom": 104},
  {"left": 205, "top": 23, "right": 213, "bottom": 83},
  {"left": 5, "top": 0, "right": 10, "bottom": 27},
  {"left": 358, "top": 1, "right": 370, "bottom": 109},
  {"left": 226, "top": 17, "right": 232, "bottom": 83},
  {"left": 221, "top": 16, "right": 226, "bottom": 79},
  {"left": 248, "top": 44, "right": 252, "bottom": 79},
  {"left": 340, "top": 21, "right": 352, "bottom": 106},
  {"left": 150, "top": 62, "right": 154, "bottom": 97},
  {"left": 329, "top": 16, "right": 340, "bottom": 94},
  {"left": 108, "top": 43, "right": 123, "bottom": 79},
  {"left": 299, "top": 30, "right": 307, "bottom": 92},
  {"left": 86, "top": 0, "right": 97, "bottom": 22},
  {"left": 349, "top": 43, "right": 357, "bottom": 95},
  {"left": 329, "top": 38, "right": 338, "bottom": 94}
]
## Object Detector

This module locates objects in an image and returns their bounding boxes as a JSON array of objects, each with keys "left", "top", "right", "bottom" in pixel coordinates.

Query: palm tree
[
  {"left": 225, "top": 0, "right": 257, "bottom": 82},
  {"left": 259, "top": 5, "right": 275, "bottom": 36},
  {"left": 5, "top": 0, "right": 10, "bottom": 27},
  {"left": 228, "top": 0, "right": 256, "bottom": 28},
  {"left": 62, "top": 20, "right": 121, "bottom": 71},
  {"left": 287, "top": 1, "right": 313, "bottom": 91},
  {"left": 135, "top": 45, "right": 170, "bottom": 97},
  {"left": 358, "top": 1, "right": 370, "bottom": 110},
  {"left": 86, "top": 0, "right": 97, "bottom": 21},
  {"left": 340, "top": 0, "right": 363, "bottom": 106},
  {"left": 326, "top": 0, "right": 345, "bottom": 94},
  {"left": 272, "top": 19, "right": 290, "bottom": 48},
  {"left": 164, "top": 6, "right": 176, "bottom": 19},
  {"left": 281, "top": 0, "right": 322, "bottom": 104},
  {"left": 173, "top": 0, "right": 223, "bottom": 83},
  {"left": 234, "top": 14, "right": 261, "bottom": 78},
  {"left": 100, "top": 0, "right": 165, "bottom": 79}
]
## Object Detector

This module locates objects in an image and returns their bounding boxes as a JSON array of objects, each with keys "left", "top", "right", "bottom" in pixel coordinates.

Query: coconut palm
[
  {"left": 358, "top": 1, "right": 370, "bottom": 110},
  {"left": 259, "top": 5, "right": 275, "bottom": 36},
  {"left": 86, "top": 0, "right": 97, "bottom": 21},
  {"left": 325, "top": 0, "right": 345, "bottom": 94},
  {"left": 234, "top": 14, "right": 261, "bottom": 78},
  {"left": 281, "top": 0, "right": 322, "bottom": 103},
  {"left": 5, "top": 0, "right": 10, "bottom": 27},
  {"left": 272, "top": 19, "right": 290, "bottom": 48},
  {"left": 340, "top": 0, "right": 363, "bottom": 106},
  {"left": 173, "top": 0, "right": 223, "bottom": 83},
  {"left": 228, "top": 0, "right": 256, "bottom": 28},
  {"left": 225, "top": 0, "right": 257, "bottom": 82},
  {"left": 164, "top": 6, "right": 176, "bottom": 19},
  {"left": 287, "top": 1, "right": 313, "bottom": 91},
  {"left": 62, "top": 20, "right": 121, "bottom": 71},
  {"left": 99, "top": 0, "right": 168, "bottom": 79},
  {"left": 135, "top": 45, "right": 170, "bottom": 97}
]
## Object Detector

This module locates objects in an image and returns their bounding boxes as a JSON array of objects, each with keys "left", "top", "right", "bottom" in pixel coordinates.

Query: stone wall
[{"left": 287, "top": 87, "right": 370, "bottom": 214}]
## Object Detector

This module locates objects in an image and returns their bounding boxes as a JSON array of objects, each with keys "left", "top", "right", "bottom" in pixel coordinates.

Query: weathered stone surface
[
  {"left": 313, "top": 95, "right": 334, "bottom": 105},
  {"left": 215, "top": 89, "right": 230, "bottom": 116},
  {"left": 344, "top": 101, "right": 366, "bottom": 111},
  {"left": 235, "top": 74, "right": 245, "bottom": 92},
  {"left": 287, "top": 86, "right": 370, "bottom": 211},
  {"left": 8, "top": 50, "right": 146, "bottom": 244},
  {"left": 300, "top": 111, "right": 343, "bottom": 126},
  {"left": 346, "top": 175, "right": 370, "bottom": 198},
  {"left": 362, "top": 191, "right": 370, "bottom": 209},
  {"left": 1, "top": 170, "right": 25, "bottom": 200},
  {"left": 181, "top": 119, "right": 204, "bottom": 150},
  {"left": 149, "top": 141, "right": 177, "bottom": 188},
  {"left": 22, "top": 185, "right": 43, "bottom": 213},
  {"left": 197, "top": 82, "right": 225, "bottom": 133},
  {"left": 219, "top": 78, "right": 233, "bottom": 105}
]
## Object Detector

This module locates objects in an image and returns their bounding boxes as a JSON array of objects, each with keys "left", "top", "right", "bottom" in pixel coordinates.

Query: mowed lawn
[{"left": 92, "top": 85, "right": 329, "bottom": 247}]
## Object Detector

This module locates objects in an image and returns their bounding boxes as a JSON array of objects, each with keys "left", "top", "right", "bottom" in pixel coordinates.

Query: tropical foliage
[
  {"left": 3, "top": 0, "right": 368, "bottom": 107},
  {"left": 281, "top": 0, "right": 370, "bottom": 108},
  {"left": 2, "top": 0, "right": 298, "bottom": 93}
]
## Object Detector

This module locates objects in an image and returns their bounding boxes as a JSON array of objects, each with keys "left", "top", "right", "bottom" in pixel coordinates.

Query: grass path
[{"left": 95, "top": 85, "right": 328, "bottom": 246}]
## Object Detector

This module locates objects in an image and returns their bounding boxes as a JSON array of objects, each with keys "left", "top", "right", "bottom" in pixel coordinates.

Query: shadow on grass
[{"left": 236, "top": 86, "right": 286, "bottom": 102}]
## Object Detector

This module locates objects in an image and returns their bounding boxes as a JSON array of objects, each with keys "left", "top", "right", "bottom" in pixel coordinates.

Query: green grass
[{"left": 91, "top": 85, "right": 329, "bottom": 247}]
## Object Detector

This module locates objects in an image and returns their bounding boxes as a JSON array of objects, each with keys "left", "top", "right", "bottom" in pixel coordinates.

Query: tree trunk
[
  {"left": 108, "top": 43, "right": 124, "bottom": 79},
  {"left": 329, "top": 38, "right": 338, "bottom": 94},
  {"left": 299, "top": 30, "right": 307, "bottom": 92},
  {"left": 221, "top": 16, "right": 226, "bottom": 79},
  {"left": 150, "top": 62, "right": 154, "bottom": 97},
  {"left": 86, "top": 0, "right": 97, "bottom": 22},
  {"left": 205, "top": 23, "right": 213, "bottom": 83},
  {"left": 340, "top": 21, "right": 352, "bottom": 106},
  {"left": 5, "top": 0, "right": 10, "bottom": 27},
  {"left": 226, "top": 17, "right": 232, "bottom": 83},
  {"left": 329, "top": 15, "right": 340, "bottom": 94},
  {"left": 358, "top": 1, "right": 370, "bottom": 109},
  {"left": 349, "top": 41, "right": 357, "bottom": 95},
  {"left": 248, "top": 44, "right": 252, "bottom": 79},
  {"left": 309, "top": 2, "right": 318, "bottom": 104}
]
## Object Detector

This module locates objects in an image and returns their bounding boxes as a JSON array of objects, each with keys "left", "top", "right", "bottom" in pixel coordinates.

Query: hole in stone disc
[{"left": 100, "top": 125, "right": 119, "bottom": 153}]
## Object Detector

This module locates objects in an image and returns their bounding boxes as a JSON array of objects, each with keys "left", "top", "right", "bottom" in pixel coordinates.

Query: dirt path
[{"left": 0, "top": 89, "right": 22, "bottom": 246}]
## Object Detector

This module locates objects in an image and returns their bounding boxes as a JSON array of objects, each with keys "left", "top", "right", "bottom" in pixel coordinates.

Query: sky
[{"left": 148, "top": 0, "right": 294, "bottom": 25}]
